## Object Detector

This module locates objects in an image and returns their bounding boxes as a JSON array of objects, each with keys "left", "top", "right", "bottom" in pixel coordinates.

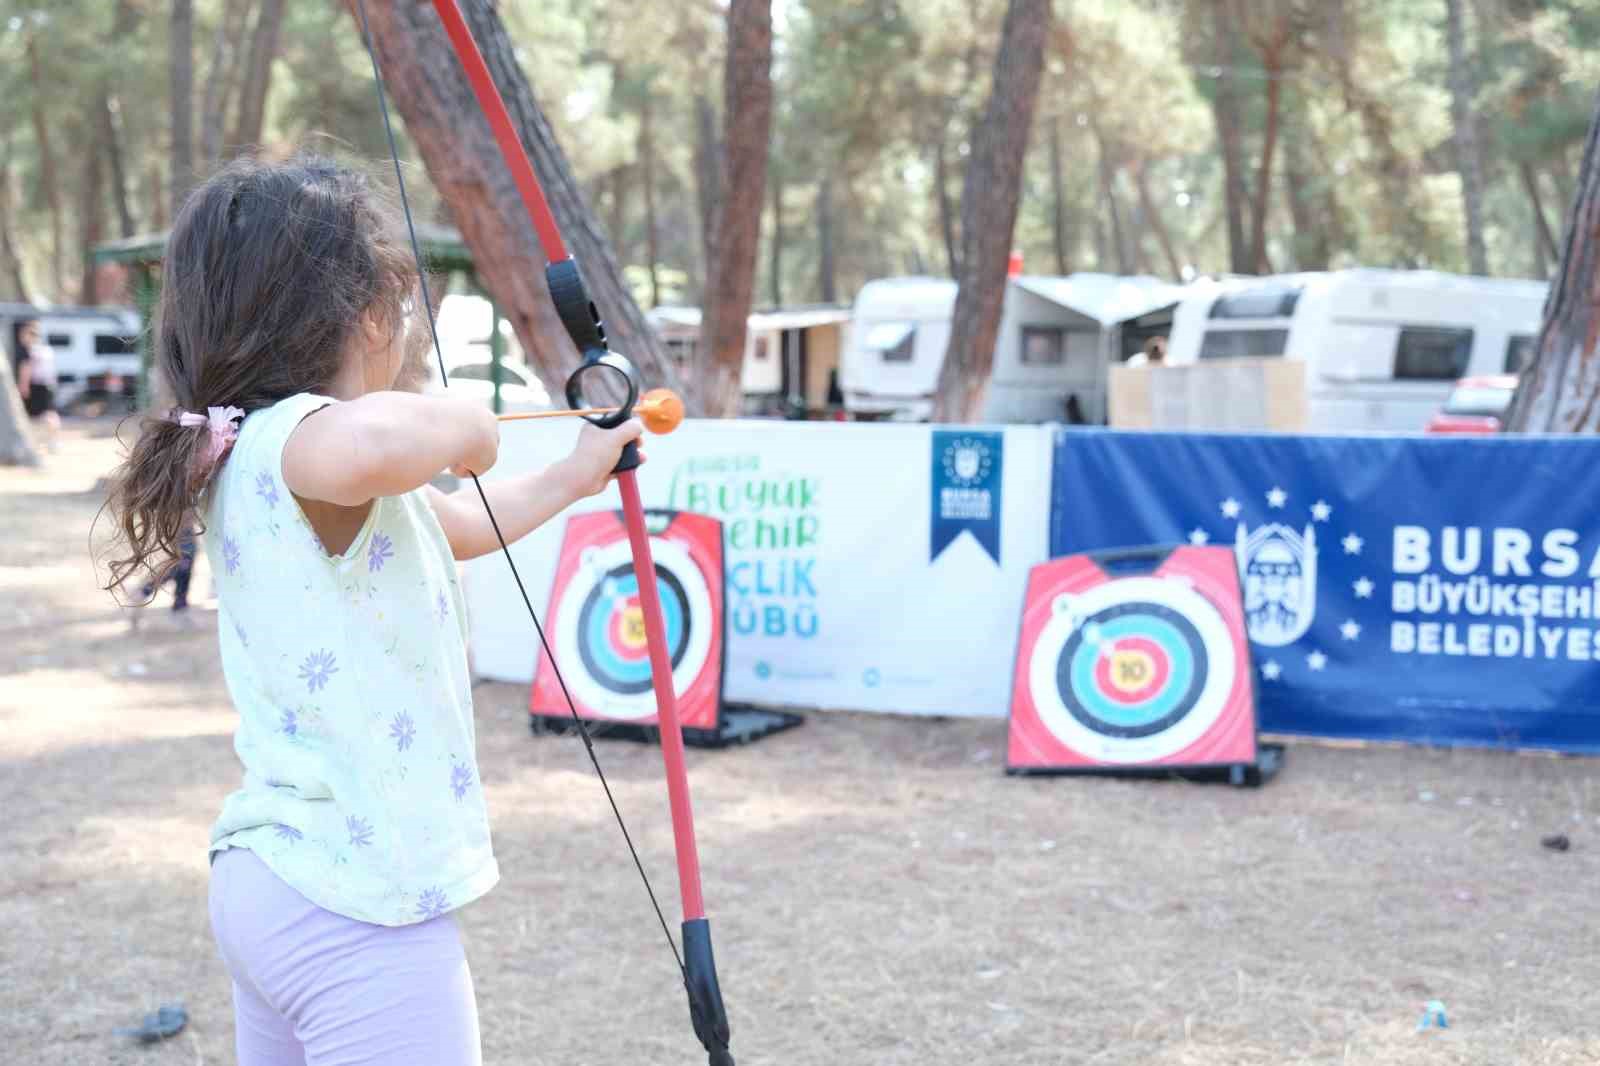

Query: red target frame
[
  {"left": 531, "top": 509, "right": 724, "bottom": 732},
  {"left": 1006, "top": 545, "right": 1278, "bottom": 784}
]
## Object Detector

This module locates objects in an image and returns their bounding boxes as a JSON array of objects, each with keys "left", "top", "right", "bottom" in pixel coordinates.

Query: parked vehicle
[
  {"left": 422, "top": 294, "right": 550, "bottom": 412},
  {"left": 1164, "top": 269, "right": 1546, "bottom": 433},
  {"left": 840, "top": 273, "right": 1184, "bottom": 423},
  {"left": 1424, "top": 374, "right": 1519, "bottom": 434},
  {"left": 2, "top": 302, "right": 141, "bottom": 410},
  {"left": 646, "top": 304, "right": 850, "bottom": 416}
]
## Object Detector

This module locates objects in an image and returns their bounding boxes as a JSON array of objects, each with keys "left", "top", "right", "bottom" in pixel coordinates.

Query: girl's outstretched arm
[
  {"left": 283, "top": 392, "right": 499, "bottom": 507},
  {"left": 427, "top": 418, "right": 644, "bottom": 561}
]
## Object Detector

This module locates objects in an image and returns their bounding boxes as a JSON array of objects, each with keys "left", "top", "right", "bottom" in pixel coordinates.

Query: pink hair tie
[{"left": 174, "top": 405, "right": 245, "bottom": 469}]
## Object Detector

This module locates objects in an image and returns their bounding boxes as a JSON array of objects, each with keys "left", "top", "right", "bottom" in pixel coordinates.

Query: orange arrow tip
[{"left": 638, "top": 388, "right": 684, "bottom": 435}]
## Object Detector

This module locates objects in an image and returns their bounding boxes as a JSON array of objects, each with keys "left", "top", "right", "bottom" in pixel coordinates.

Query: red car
[{"left": 1425, "top": 375, "right": 1519, "bottom": 434}]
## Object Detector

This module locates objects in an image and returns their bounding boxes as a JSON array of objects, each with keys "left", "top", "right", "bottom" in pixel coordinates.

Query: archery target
[
  {"left": 531, "top": 509, "right": 726, "bottom": 731},
  {"left": 552, "top": 536, "right": 714, "bottom": 719},
  {"left": 1008, "top": 546, "right": 1259, "bottom": 772},
  {"left": 1028, "top": 577, "right": 1233, "bottom": 763}
]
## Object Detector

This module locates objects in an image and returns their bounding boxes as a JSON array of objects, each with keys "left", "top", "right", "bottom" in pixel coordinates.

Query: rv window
[
  {"left": 1198, "top": 329, "right": 1288, "bottom": 359},
  {"left": 1504, "top": 334, "right": 1535, "bottom": 374},
  {"left": 46, "top": 333, "right": 71, "bottom": 348},
  {"left": 95, "top": 334, "right": 139, "bottom": 356},
  {"left": 863, "top": 322, "right": 914, "bottom": 363},
  {"left": 1394, "top": 327, "right": 1472, "bottom": 380},
  {"left": 1208, "top": 285, "right": 1302, "bottom": 320},
  {"left": 1020, "top": 327, "right": 1064, "bottom": 366},
  {"left": 665, "top": 338, "right": 695, "bottom": 366},
  {"left": 752, "top": 335, "right": 771, "bottom": 361}
]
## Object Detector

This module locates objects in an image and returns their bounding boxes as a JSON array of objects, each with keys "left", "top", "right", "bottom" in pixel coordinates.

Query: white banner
[{"left": 463, "top": 420, "right": 1051, "bottom": 717}]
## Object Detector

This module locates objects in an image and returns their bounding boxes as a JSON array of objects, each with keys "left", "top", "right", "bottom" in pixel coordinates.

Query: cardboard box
[{"left": 1108, "top": 358, "right": 1306, "bottom": 431}]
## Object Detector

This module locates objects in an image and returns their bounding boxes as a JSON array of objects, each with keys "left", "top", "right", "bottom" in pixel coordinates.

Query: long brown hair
[{"left": 102, "top": 154, "right": 416, "bottom": 593}]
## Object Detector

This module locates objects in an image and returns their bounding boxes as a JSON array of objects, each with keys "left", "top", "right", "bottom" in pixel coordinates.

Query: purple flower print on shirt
[
  {"left": 390, "top": 711, "right": 416, "bottom": 752},
  {"left": 280, "top": 709, "right": 298, "bottom": 737},
  {"left": 222, "top": 535, "right": 242, "bottom": 576},
  {"left": 416, "top": 887, "right": 449, "bottom": 920},
  {"left": 299, "top": 649, "right": 338, "bottom": 692},
  {"left": 232, "top": 618, "right": 249, "bottom": 648},
  {"left": 368, "top": 532, "right": 394, "bottom": 573},
  {"left": 255, "top": 471, "right": 280, "bottom": 508},
  {"left": 347, "top": 815, "right": 374, "bottom": 848},
  {"left": 274, "top": 824, "right": 303, "bottom": 843},
  {"left": 437, "top": 589, "right": 449, "bottom": 624},
  {"left": 450, "top": 761, "right": 474, "bottom": 801}
]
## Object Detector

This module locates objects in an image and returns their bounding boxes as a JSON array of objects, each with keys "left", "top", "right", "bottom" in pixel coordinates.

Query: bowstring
[{"left": 355, "top": 0, "right": 689, "bottom": 986}]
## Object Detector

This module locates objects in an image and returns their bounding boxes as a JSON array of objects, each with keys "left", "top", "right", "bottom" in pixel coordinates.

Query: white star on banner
[
  {"left": 1311, "top": 500, "right": 1332, "bottom": 522},
  {"left": 1342, "top": 533, "right": 1364, "bottom": 555},
  {"left": 1341, "top": 619, "right": 1362, "bottom": 641},
  {"left": 1307, "top": 650, "right": 1328, "bottom": 671},
  {"left": 1260, "top": 660, "right": 1282, "bottom": 681},
  {"left": 1188, "top": 528, "right": 1211, "bottom": 545},
  {"left": 1353, "top": 577, "right": 1374, "bottom": 599},
  {"left": 1266, "top": 487, "right": 1288, "bottom": 508},
  {"left": 1220, "top": 497, "right": 1242, "bottom": 519}
]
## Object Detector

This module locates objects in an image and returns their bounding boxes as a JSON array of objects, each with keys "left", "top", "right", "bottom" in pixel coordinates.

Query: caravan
[
  {"left": 840, "top": 274, "right": 1184, "bottom": 423},
  {"left": 2, "top": 303, "right": 142, "bottom": 409},
  {"left": 1164, "top": 269, "right": 1547, "bottom": 432},
  {"left": 646, "top": 304, "right": 851, "bottom": 416}
]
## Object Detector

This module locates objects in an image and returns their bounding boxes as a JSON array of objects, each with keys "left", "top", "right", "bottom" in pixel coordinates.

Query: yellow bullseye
[{"left": 1107, "top": 647, "right": 1155, "bottom": 693}]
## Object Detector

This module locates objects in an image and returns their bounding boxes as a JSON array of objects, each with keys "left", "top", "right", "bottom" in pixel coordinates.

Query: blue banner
[
  {"left": 1050, "top": 429, "right": 1600, "bottom": 753},
  {"left": 931, "top": 430, "right": 1003, "bottom": 563}
]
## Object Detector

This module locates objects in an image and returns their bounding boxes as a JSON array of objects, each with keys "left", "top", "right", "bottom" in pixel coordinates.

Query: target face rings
[
  {"left": 1027, "top": 577, "right": 1236, "bottom": 763},
  {"left": 552, "top": 537, "right": 713, "bottom": 719}
]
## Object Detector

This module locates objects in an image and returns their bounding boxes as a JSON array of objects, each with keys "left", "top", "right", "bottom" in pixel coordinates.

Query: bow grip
[{"left": 565, "top": 353, "right": 641, "bottom": 474}]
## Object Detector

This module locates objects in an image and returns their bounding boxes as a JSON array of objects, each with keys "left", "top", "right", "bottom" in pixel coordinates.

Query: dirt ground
[{"left": 3, "top": 417, "right": 1599, "bottom": 1066}]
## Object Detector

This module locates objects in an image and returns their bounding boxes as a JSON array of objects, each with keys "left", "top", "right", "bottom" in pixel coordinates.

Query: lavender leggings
[{"left": 208, "top": 848, "right": 482, "bottom": 1066}]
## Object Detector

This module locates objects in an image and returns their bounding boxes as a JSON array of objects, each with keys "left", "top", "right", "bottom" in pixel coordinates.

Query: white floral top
[{"left": 205, "top": 393, "right": 498, "bottom": 926}]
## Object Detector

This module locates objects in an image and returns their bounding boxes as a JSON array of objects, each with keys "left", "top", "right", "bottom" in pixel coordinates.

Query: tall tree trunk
[
  {"left": 1094, "top": 130, "right": 1131, "bottom": 274},
  {"left": 768, "top": 172, "right": 783, "bottom": 307},
  {"left": 1134, "top": 162, "right": 1183, "bottom": 280},
  {"left": 0, "top": 361, "right": 40, "bottom": 466},
  {"left": 1283, "top": 117, "right": 1332, "bottom": 270},
  {"left": 698, "top": 0, "right": 773, "bottom": 416},
  {"left": 607, "top": 165, "right": 628, "bottom": 258},
  {"left": 935, "top": 137, "right": 960, "bottom": 276},
  {"left": 26, "top": 36, "right": 64, "bottom": 298},
  {"left": 202, "top": 0, "right": 254, "bottom": 164},
  {"left": 149, "top": 164, "right": 167, "bottom": 232},
  {"left": 817, "top": 175, "right": 836, "bottom": 302},
  {"left": 232, "top": 0, "right": 286, "bottom": 151},
  {"left": 1520, "top": 161, "right": 1559, "bottom": 273},
  {"left": 348, "top": 0, "right": 676, "bottom": 400},
  {"left": 100, "top": 97, "right": 135, "bottom": 238},
  {"left": 99, "top": 0, "right": 140, "bottom": 237},
  {"left": 1247, "top": 59, "right": 1283, "bottom": 274},
  {"left": 0, "top": 140, "right": 32, "bottom": 304},
  {"left": 639, "top": 93, "right": 660, "bottom": 308},
  {"left": 1445, "top": 0, "right": 1489, "bottom": 275},
  {"left": 1503, "top": 90, "right": 1600, "bottom": 433},
  {"left": 934, "top": 0, "right": 1051, "bottom": 422},
  {"left": 170, "top": 0, "right": 195, "bottom": 217},
  {"left": 78, "top": 145, "right": 105, "bottom": 305},
  {"left": 693, "top": 93, "right": 721, "bottom": 296},
  {"left": 1209, "top": 0, "right": 1250, "bottom": 274},
  {"left": 1048, "top": 115, "right": 1069, "bottom": 274}
]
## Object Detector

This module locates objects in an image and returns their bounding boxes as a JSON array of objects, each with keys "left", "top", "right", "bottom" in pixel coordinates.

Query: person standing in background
[{"left": 14, "top": 319, "right": 60, "bottom": 451}]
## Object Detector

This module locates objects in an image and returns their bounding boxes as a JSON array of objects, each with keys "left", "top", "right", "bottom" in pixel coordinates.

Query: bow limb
[{"left": 361, "top": 1, "right": 734, "bottom": 1062}]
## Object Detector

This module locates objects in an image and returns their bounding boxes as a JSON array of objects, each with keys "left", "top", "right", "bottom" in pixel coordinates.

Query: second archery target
[
  {"left": 1007, "top": 545, "right": 1278, "bottom": 782},
  {"left": 532, "top": 509, "right": 723, "bottom": 730}
]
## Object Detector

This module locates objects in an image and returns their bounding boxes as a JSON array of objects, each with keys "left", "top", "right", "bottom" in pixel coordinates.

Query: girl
[{"left": 104, "top": 155, "right": 642, "bottom": 1065}]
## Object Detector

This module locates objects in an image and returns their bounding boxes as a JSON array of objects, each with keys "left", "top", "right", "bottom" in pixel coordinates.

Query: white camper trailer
[
  {"left": 1164, "top": 269, "right": 1547, "bottom": 432},
  {"left": 2, "top": 303, "right": 142, "bottom": 409},
  {"left": 840, "top": 274, "right": 1184, "bottom": 422},
  {"left": 646, "top": 305, "right": 851, "bottom": 415}
]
